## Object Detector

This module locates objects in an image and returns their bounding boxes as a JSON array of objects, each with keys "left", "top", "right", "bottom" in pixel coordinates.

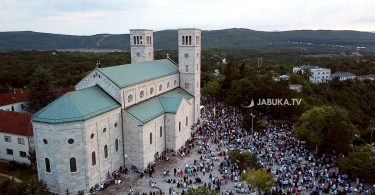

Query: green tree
[
  {"left": 202, "top": 80, "right": 221, "bottom": 97},
  {"left": 241, "top": 169, "right": 274, "bottom": 195},
  {"left": 27, "top": 67, "right": 58, "bottom": 113},
  {"left": 339, "top": 144, "right": 375, "bottom": 180},
  {"left": 228, "top": 149, "right": 259, "bottom": 170},
  {"left": 293, "top": 105, "right": 355, "bottom": 154},
  {"left": 186, "top": 185, "right": 219, "bottom": 195},
  {"left": 0, "top": 176, "right": 49, "bottom": 195}
]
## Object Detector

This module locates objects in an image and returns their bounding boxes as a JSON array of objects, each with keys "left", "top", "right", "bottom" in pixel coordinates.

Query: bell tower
[
  {"left": 178, "top": 28, "right": 201, "bottom": 123},
  {"left": 130, "top": 29, "right": 154, "bottom": 64}
]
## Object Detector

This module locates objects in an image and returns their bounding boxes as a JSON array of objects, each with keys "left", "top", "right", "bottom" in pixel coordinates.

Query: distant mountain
[{"left": 1, "top": 28, "right": 375, "bottom": 51}]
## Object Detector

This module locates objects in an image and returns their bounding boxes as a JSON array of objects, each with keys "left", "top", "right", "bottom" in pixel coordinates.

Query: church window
[
  {"left": 128, "top": 95, "right": 133, "bottom": 103},
  {"left": 182, "top": 36, "right": 185, "bottom": 45},
  {"left": 150, "top": 133, "right": 152, "bottom": 145},
  {"left": 139, "top": 36, "right": 143, "bottom": 44},
  {"left": 167, "top": 82, "right": 170, "bottom": 88},
  {"left": 179, "top": 122, "right": 181, "bottom": 132},
  {"left": 150, "top": 87, "right": 154, "bottom": 95},
  {"left": 185, "top": 53, "right": 189, "bottom": 58},
  {"left": 92, "top": 152, "right": 96, "bottom": 166},
  {"left": 136, "top": 36, "right": 139, "bottom": 44},
  {"left": 114, "top": 123, "right": 118, "bottom": 128},
  {"left": 115, "top": 139, "right": 119, "bottom": 152},
  {"left": 136, "top": 52, "right": 140, "bottom": 57},
  {"left": 45, "top": 158, "right": 51, "bottom": 173},
  {"left": 104, "top": 145, "right": 108, "bottom": 158},
  {"left": 185, "top": 64, "right": 189, "bottom": 72},
  {"left": 189, "top": 36, "right": 192, "bottom": 45},
  {"left": 185, "top": 83, "right": 190, "bottom": 89},
  {"left": 196, "top": 36, "right": 200, "bottom": 45},
  {"left": 70, "top": 157, "right": 77, "bottom": 172},
  {"left": 103, "top": 128, "right": 107, "bottom": 133},
  {"left": 43, "top": 139, "right": 48, "bottom": 144},
  {"left": 160, "top": 127, "right": 163, "bottom": 137},
  {"left": 186, "top": 117, "right": 188, "bottom": 126},
  {"left": 11, "top": 106, "right": 14, "bottom": 111},
  {"left": 140, "top": 91, "right": 144, "bottom": 98},
  {"left": 68, "top": 138, "right": 74, "bottom": 144},
  {"left": 159, "top": 84, "right": 162, "bottom": 91},
  {"left": 174, "top": 80, "right": 177, "bottom": 86},
  {"left": 90, "top": 133, "right": 94, "bottom": 139},
  {"left": 133, "top": 36, "right": 136, "bottom": 44},
  {"left": 21, "top": 104, "right": 24, "bottom": 110}
]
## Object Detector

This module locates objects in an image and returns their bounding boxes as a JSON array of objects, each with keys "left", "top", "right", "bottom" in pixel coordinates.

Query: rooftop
[
  {"left": 125, "top": 88, "right": 193, "bottom": 124},
  {"left": 33, "top": 86, "right": 120, "bottom": 124},
  {"left": 98, "top": 59, "right": 178, "bottom": 88},
  {"left": 0, "top": 110, "right": 32, "bottom": 136},
  {"left": 331, "top": 71, "right": 356, "bottom": 78},
  {"left": 0, "top": 89, "right": 28, "bottom": 106}
]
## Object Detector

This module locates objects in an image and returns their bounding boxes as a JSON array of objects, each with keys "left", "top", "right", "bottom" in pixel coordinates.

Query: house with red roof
[
  {"left": 0, "top": 110, "right": 33, "bottom": 164},
  {"left": 0, "top": 89, "right": 28, "bottom": 112}
]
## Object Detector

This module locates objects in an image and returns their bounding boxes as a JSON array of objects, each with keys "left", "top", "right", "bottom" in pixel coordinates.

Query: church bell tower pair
[{"left": 129, "top": 28, "right": 201, "bottom": 123}]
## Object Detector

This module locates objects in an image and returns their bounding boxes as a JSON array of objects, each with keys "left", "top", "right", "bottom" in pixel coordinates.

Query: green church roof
[
  {"left": 33, "top": 86, "right": 120, "bottom": 124},
  {"left": 99, "top": 59, "right": 178, "bottom": 88},
  {"left": 125, "top": 88, "right": 193, "bottom": 124}
]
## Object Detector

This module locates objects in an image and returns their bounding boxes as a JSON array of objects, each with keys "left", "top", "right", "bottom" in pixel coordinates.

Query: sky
[{"left": 0, "top": 0, "right": 374, "bottom": 35}]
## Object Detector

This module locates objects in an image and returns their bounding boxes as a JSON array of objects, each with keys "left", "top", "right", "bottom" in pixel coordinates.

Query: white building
[
  {"left": 330, "top": 71, "right": 356, "bottom": 81},
  {"left": 293, "top": 65, "right": 331, "bottom": 83},
  {"left": 0, "top": 90, "right": 28, "bottom": 112},
  {"left": 0, "top": 110, "right": 33, "bottom": 165},
  {"left": 32, "top": 28, "right": 201, "bottom": 194}
]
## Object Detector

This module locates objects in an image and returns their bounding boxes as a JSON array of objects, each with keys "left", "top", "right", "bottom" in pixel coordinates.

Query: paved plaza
[{"left": 100, "top": 99, "right": 374, "bottom": 195}]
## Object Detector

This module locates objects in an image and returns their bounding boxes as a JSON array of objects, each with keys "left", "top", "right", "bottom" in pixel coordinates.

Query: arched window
[
  {"left": 11, "top": 106, "right": 14, "bottom": 111},
  {"left": 104, "top": 145, "right": 108, "bottom": 158},
  {"left": 140, "top": 91, "right": 144, "bottom": 98},
  {"left": 92, "top": 152, "right": 96, "bottom": 166},
  {"left": 115, "top": 139, "right": 119, "bottom": 152},
  {"left": 186, "top": 117, "right": 188, "bottom": 126},
  {"left": 128, "top": 95, "right": 133, "bottom": 103},
  {"left": 70, "top": 157, "right": 77, "bottom": 172},
  {"left": 160, "top": 126, "right": 163, "bottom": 137},
  {"left": 179, "top": 122, "right": 181, "bottom": 132},
  {"left": 136, "top": 36, "right": 139, "bottom": 44},
  {"left": 150, "top": 133, "right": 152, "bottom": 145},
  {"left": 189, "top": 36, "right": 192, "bottom": 45},
  {"left": 139, "top": 36, "right": 143, "bottom": 44},
  {"left": 45, "top": 158, "right": 51, "bottom": 173},
  {"left": 182, "top": 36, "right": 185, "bottom": 45},
  {"left": 185, "top": 64, "right": 189, "bottom": 72},
  {"left": 150, "top": 87, "right": 154, "bottom": 95},
  {"left": 133, "top": 36, "right": 136, "bottom": 44},
  {"left": 159, "top": 84, "right": 162, "bottom": 91}
]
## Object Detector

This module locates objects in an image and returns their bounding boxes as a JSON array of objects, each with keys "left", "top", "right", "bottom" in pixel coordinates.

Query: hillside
[{"left": 1, "top": 29, "right": 375, "bottom": 51}]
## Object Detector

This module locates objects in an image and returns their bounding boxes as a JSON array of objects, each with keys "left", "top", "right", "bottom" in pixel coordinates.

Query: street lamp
[{"left": 250, "top": 113, "right": 255, "bottom": 136}]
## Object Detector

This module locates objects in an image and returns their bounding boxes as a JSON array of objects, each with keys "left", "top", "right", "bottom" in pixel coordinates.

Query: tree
[
  {"left": 186, "top": 185, "right": 219, "bottom": 195},
  {"left": 202, "top": 80, "right": 221, "bottom": 97},
  {"left": 293, "top": 105, "right": 355, "bottom": 154},
  {"left": 339, "top": 144, "right": 375, "bottom": 180},
  {"left": 228, "top": 149, "right": 259, "bottom": 170},
  {"left": 0, "top": 176, "right": 49, "bottom": 195},
  {"left": 27, "top": 67, "right": 58, "bottom": 113},
  {"left": 241, "top": 169, "right": 274, "bottom": 195}
]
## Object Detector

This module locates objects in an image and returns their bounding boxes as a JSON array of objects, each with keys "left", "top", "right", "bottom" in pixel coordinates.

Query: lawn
[{"left": 0, "top": 161, "right": 37, "bottom": 181}]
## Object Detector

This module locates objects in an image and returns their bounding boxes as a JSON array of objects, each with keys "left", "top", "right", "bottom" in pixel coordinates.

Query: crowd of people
[{"left": 124, "top": 97, "right": 372, "bottom": 195}]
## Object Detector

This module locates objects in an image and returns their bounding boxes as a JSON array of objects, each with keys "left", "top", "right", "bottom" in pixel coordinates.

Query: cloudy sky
[{"left": 0, "top": 0, "right": 374, "bottom": 35}]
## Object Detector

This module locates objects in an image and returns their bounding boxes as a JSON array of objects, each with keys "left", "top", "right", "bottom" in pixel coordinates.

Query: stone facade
[
  {"left": 130, "top": 29, "right": 154, "bottom": 64},
  {"left": 33, "top": 28, "right": 201, "bottom": 194},
  {"left": 178, "top": 29, "right": 201, "bottom": 123}
]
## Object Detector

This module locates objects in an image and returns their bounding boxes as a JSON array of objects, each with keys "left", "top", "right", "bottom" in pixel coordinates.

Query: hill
[{"left": 1, "top": 29, "right": 375, "bottom": 51}]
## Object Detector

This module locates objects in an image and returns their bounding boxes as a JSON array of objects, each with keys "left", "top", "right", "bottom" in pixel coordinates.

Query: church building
[{"left": 32, "top": 28, "right": 201, "bottom": 194}]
